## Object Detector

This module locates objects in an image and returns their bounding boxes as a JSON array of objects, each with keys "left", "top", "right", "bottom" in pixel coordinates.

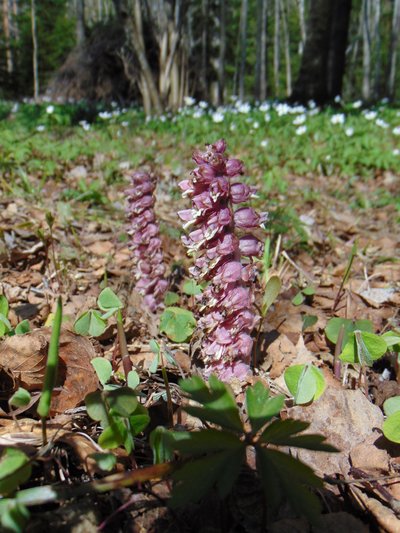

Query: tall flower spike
[
  {"left": 126, "top": 171, "right": 168, "bottom": 312},
  {"left": 179, "top": 140, "right": 267, "bottom": 380}
]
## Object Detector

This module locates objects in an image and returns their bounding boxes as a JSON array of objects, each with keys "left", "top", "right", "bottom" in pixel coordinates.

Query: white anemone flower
[
  {"left": 184, "top": 96, "right": 196, "bottom": 106},
  {"left": 364, "top": 110, "right": 377, "bottom": 120},
  {"left": 392, "top": 126, "right": 400, "bottom": 136},
  {"left": 259, "top": 102, "right": 270, "bottom": 112},
  {"left": 331, "top": 113, "right": 345, "bottom": 125},
  {"left": 352, "top": 100, "right": 362, "bottom": 109},
  {"left": 345, "top": 127, "right": 354, "bottom": 137},
  {"left": 293, "top": 114, "right": 306, "bottom": 125},
  {"left": 376, "top": 118, "right": 389, "bottom": 129},
  {"left": 295, "top": 125, "right": 307, "bottom": 135},
  {"left": 212, "top": 111, "right": 224, "bottom": 123}
]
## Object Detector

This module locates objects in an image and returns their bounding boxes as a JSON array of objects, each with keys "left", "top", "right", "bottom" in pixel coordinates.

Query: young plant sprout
[
  {"left": 126, "top": 170, "right": 168, "bottom": 312},
  {"left": 179, "top": 139, "right": 267, "bottom": 379}
]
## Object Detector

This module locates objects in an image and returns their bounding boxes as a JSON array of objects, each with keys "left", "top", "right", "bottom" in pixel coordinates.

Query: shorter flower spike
[
  {"left": 126, "top": 171, "right": 168, "bottom": 312},
  {"left": 180, "top": 139, "right": 266, "bottom": 379}
]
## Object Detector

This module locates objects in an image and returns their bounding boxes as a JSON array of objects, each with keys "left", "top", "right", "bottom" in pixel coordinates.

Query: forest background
[{"left": 1, "top": 0, "right": 400, "bottom": 111}]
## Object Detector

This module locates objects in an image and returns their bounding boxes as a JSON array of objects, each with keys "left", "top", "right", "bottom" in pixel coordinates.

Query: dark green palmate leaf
[
  {"left": 256, "top": 447, "right": 322, "bottom": 522},
  {"left": 259, "top": 418, "right": 310, "bottom": 443},
  {"left": 169, "top": 429, "right": 242, "bottom": 456},
  {"left": 180, "top": 375, "right": 243, "bottom": 432},
  {"left": 169, "top": 445, "right": 246, "bottom": 508},
  {"left": 259, "top": 419, "right": 337, "bottom": 451},
  {"left": 246, "top": 381, "right": 284, "bottom": 433}
]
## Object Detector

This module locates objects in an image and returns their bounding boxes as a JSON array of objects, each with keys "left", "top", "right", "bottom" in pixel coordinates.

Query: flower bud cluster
[
  {"left": 126, "top": 171, "right": 168, "bottom": 312},
  {"left": 179, "top": 139, "right": 267, "bottom": 380}
]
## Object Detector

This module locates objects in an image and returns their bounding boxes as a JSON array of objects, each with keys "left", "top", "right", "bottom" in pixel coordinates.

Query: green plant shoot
[{"left": 37, "top": 297, "right": 63, "bottom": 442}]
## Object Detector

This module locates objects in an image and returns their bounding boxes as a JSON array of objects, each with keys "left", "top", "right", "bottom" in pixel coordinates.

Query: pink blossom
[
  {"left": 234, "top": 207, "right": 268, "bottom": 229},
  {"left": 180, "top": 139, "right": 266, "bottom": 379},
  {"left": 126, "top": 171, "right": 168, "bottom": 312}
]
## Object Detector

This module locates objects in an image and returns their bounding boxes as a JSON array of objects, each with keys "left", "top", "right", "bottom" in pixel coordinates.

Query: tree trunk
[
  {"left": 273, "top": 0, "right": 280, "bottom": 96},
  {"left": 326, "top": 0, "right": 353, "bottom": 99},
  {"left": 280, "top": 0, "right": 292, "bottom": 96},
  {"left": 2, "top": 0, "right": 13, "bottom": 74},
  {"left": 297, "top": 0, "right": 306, "bottom": 55},
  {"left": 217, "top": 0, "right": 226, "bottom": 104},
  {"left": 291, "top": 0, "right": 352, "bottom": 103},
  {"left": 238, "top": 0, "right": 248, "bottom": 100},
  {"left": 31, "top": 0, "right": 39, "bottom": 99},
  {"left": 372, "top": 0, "right": 381, "bottom": 99},
  {"left": 388, "top": 0, "right": 400, "bottom": 99},
  {"left": 255, "top": 0, "right": 268, "bottom": 100},
  {"left": 75, "top": 0, "right": 85, "bottom": 45},
  {"left": 362, "top": 0, "right": 371, "bottom": 100},
  {"left": 200, "top": 0, "right": 208, "bottom": 99}
]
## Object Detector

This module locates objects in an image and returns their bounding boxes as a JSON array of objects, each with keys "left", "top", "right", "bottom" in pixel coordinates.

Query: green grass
[{"left": 1, "top": 99, "right": 399, "bottom": 220}]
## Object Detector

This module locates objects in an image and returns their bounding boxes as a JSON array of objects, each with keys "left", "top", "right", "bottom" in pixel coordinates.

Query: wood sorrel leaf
[
  {"left": 74, "top": 309, "right": 107, "bottom": 337},
  {"left": 91, "top": 357, "right": 112, "bottom": 386},
  {"left": 325, "top": 317, "right": 373, "bottom": 346},
  {"left": 182, "top": 279, "right": 202, "bottom": 296},
  {"left": 339, "top": 331, "right": 387, "bottom": 366},
  {"left": 9, "top": 388, "right": 31, "bottom": 409},
  {"left": 0, "top": 448, "right": 32, "bottom": 496},
  {"left": 382, "top": 411, "right": 400, "bottom": 443},
  {"left": 383, "top": 396, "right": 400, "bottom": 417},
  {"left": 0, "top": 295, "right": 9, "bottom": 317},
  {"left": 14, "top": 320, "right": 30, "bottom": 335},
  {"left": 97, "top": 287, "right": 123, "bottom": 312},
  {"left": 160, "top": 306, "right": 196, "bottom": 343},
  {"left": 89, "top": 453, "right": 116, "bottom": 472},
  {"left": 106, "top": 387, "right": 138, "bottom": 418},
  {"left": 284, "top": 364, "right": 325, "bottom": 404}
]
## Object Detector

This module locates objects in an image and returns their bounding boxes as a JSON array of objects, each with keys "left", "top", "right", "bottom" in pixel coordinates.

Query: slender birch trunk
[
  {"left": 255, "top": 0, "right": 268, "bottom": 100},
  {"left": 273, "top": 0, "right": 280, "bottom": 96},
  {"left": 31, "top": 0, "right": 39, "bottom": 99},
  {"left": 2, "top": 0, "right": 13, "bottom": 74},
  {"left": 388, "top": 0, "right": 400, "bottom": 99},
  {"left": 362, "top": 0, "right": 371, "bottom": 100},
  {"left": 280, "top": 0, "right": 292, "bottom": 96},
  {"left": 238, "top": 0, "right": 248, "bottom": 101}
]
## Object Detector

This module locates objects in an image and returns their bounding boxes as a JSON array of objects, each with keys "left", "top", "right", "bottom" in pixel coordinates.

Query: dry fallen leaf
[{"left": 0, "top": 329, "right": 100, "bottom": 413}]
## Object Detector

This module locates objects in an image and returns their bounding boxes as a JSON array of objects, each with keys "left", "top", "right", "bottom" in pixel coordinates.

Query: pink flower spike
[
  {"left": 230, "top": 183, "right": 251, "bottom": 203},
  {"left": 239, "top": 235, "right": 263, "bottom": 256},
  {"left": 225, "top": 158, "right": 244, "bottom": 177},
  {"left": 234, "top": 207, "right": 267, "bottom": 229},
  {"left": 180, "top": 140, "right": 265, "bottom": 380},
  {"left": 126, "top": 170, "right": 168, "bottom": 312},
  {"left": 213, "top": 261, "right": 243, "bottom": 284}
]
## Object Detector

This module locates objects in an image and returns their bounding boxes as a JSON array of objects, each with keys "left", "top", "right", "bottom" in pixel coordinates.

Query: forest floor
[{"left": 0, "top": 101, "right": 400, "bottom": 532}]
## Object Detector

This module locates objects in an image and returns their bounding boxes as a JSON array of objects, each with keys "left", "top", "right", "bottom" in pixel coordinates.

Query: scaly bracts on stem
[
  {"left": 126, "top": 171, "right": 168, "bottom": 312},
  {"left": 179, "top": 139, "right": 267, "bottom": 380}
]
